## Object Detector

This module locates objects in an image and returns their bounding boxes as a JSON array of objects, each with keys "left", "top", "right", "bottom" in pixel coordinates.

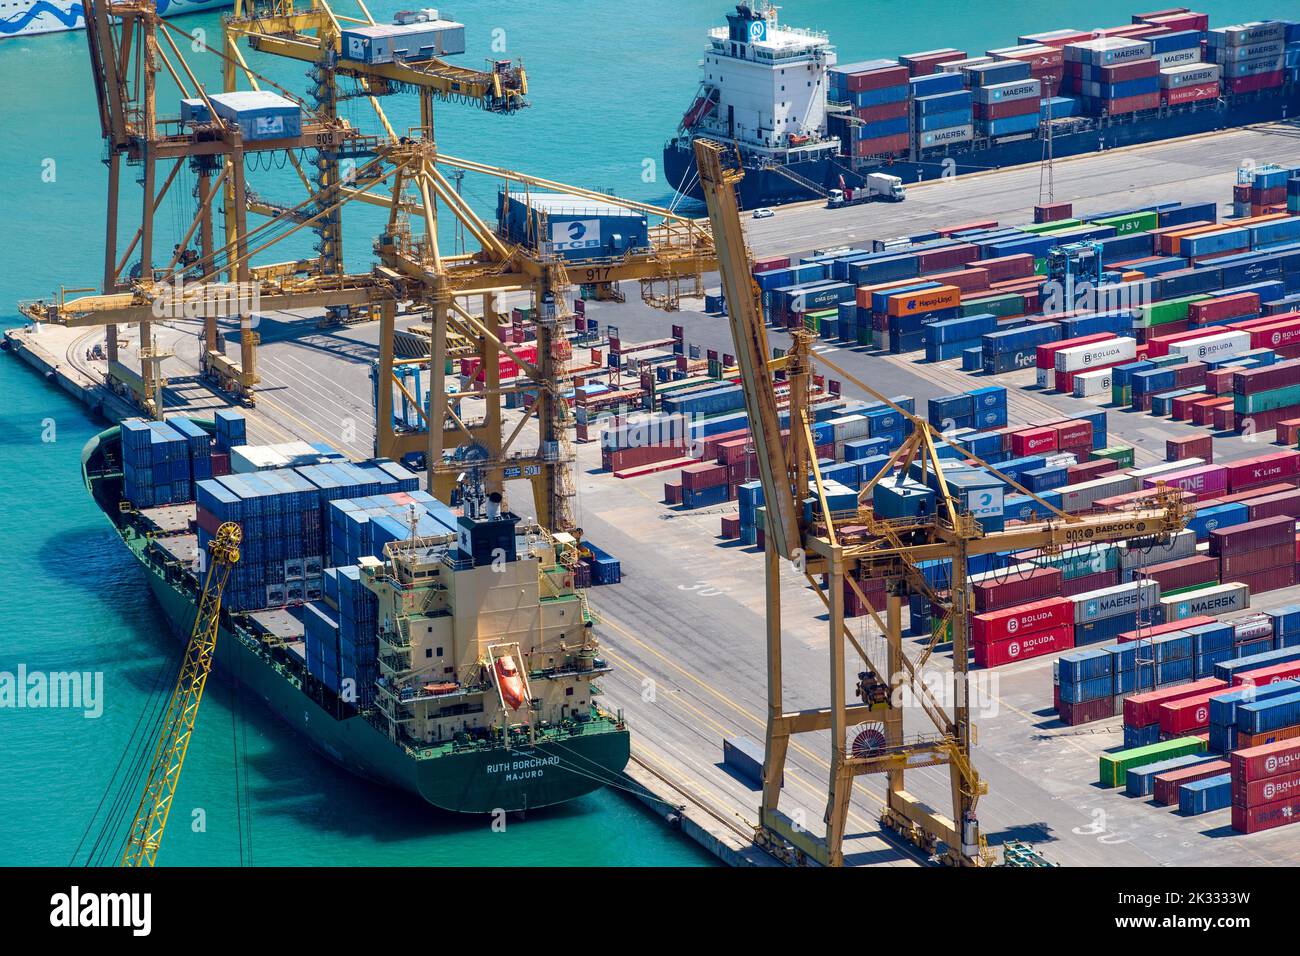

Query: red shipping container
[
  {"left": 1105, "top": 91, "right": 1161, "bottom": 114},
  {"left": 922, "top": 267, "right": 990, "bottom": 294},
  {"left": 1166, "top": 434, "right": 1212, "bottom": 462},
  {"left": 1057, "top": 696, "right": 1115, "bottom": 726},
  {"left": 971, "top": 597, "right": 1073, "bottom": 644},
  {"left": 1235, "top": 564, "right": 1298, "bottom": 594},
  {"left": 845, "top": 64, "right": 910, "bottom": 92},
  {"left": 1277, "top": 419, "right": 1300, "bottom": 446},
  {"left": 1226, "top": 71, "right": 1283, "bottom": 95},
  {"left": 974, "top": 623, "right": 1074, "bottom": 668},
  {"left": 680, "top": 461, "right": 728, "bottom": 492},
  {"left": 1159, "top": 691, "right": 1231, "bottom": 736},
  {"left": 1144, "top": 463, "right": 1226, "bottom": 498},
  {"left": 1153, "top": 760, "right": 1232, "bottom": 806},
  {"left": 1230, "top": 404, "right": 1300, "bottom": 434},
  {"left": 973, "top": 98, "right": 1039, "bottom": 120},
  {"left": 1011, "top": 427, "right": 1058, "bottom": 457},
  {"left": 720, "top": 514, "right": 740, "bottom": 539},
  {"left": 976, "top": 253, "right": 1035, "bottom": 283},
  {"left": 1232, "top": 359, "right": 1300, "bottom": 396},
  {"left": 1142, "top": 555, "right": 1220, "bottom": 593},
  {"left": 937, "top": 219, "right": 999, "bottom": 236},
  {"left": 210, "top": 453, "right": 230, "bottom": 477},
  {"left": 916, "top": 244, "right": 979, "bottom": 272},
  {"left": 1062, "top": 568, "right": 1120, "bottom": 597},
  {"left": 1118, "top": 616, "right": 1216, "bottom": 644},
  {"left": 1243, "top": 316, "right": 1300, "bottom": 352},
  {"left": 1235, "top": 660, "right": 1300, "bottom": 688},
  {"left": 1188, "top": 292, "right": 1260, "bottom": 326},
  {"left": 972, "top": 566, "right": 1063, "bottom": 613},
  {"left": 663, "top": 480, "right": 682, "bottom": 505},
  {"left": 853, "top": 100, "right": 910, "bottom": 123},
  {"left": 751, "top": 255, "right": 790, "bottom": 274},
  {"left": 1068, "top": 458, "right": 1118, "bottom": 482},
  {"left": 1161, "top": 82, "right": 1221, "bottom": 107},
  {"left": 1100, "top": 59, "right": 1159, "bottom": 82},
  {"left": 1245, "top": 488, "right": 1300, "bottom": 522},
  {"left": 1193, "top": 397, "right": 1234, "bottom": 427},
  {"left": 853, "top": 133, "right": 910, "bottom": 157},
  {"left": 1210, "top": 514, "right": 1295, "bottom": 556},
  {"left": 1124, "top": 678, "right": 1227, "bottom": 729},
  {"left": 1033, "top": 201, "right": 1073, "bottom": 223},
  {"left": 1226, "top": 451, "right": 1300, "bottom": 491},
  {"left": 1233, "top": 794, "right": 1300, "bottom": 832},
  {"left": 1221, "top": 542, "right": 1295, "bottom": 577},
  {"left": 901, "top": 50, "right": 967, "bottom": 76},
  {"left": 1235, "top": 767, "right": 1300, "bottom": 808},
  {"left": 1231, "top": 738, "right": 1300, "bottom": 784},
  {"left": 1054, "top": 419, "right": 1092, "bottom": 448}
]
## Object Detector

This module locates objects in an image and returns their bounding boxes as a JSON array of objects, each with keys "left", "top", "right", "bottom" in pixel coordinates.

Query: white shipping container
[
  {"left": 920, "top": 125, "right": 974, "bottom": 147},
  {"left": 1059, "top": 471, "right": 1138, "bottom": 511},
  {"left": 1160, "top": 582, "right": 1250, "bottom": 623},
  {"left": 1167, "top": 330, "right": 1251, "bottom": 363},
  {"left": 1159, "top": 62, "right": 1219, "bottom": 87},
  {"left": 1070, "top": 579, "right": 1160, "bottom": 624},
  {"left": 1054, "top": 336, "right": 1137, "bottom": 373},
  {"left": 1156, "top": 48, "right": 1204, "bottom": 69},
  {"left": 828, "top": 414, "right": 871, "bottom": 442},
  {"left": 1045, "top": 453, "right": 1078, "bottom": 469},
  {"left": 1128, "top": 458, "right": 1206, "bottom": 481},
  {"left": 1073, "top": 367, "right": 1114, "bottom": 398}
]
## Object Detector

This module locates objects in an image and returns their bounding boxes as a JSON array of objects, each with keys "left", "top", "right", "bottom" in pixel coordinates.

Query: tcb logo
[{"left": 567, "top": 221, "right": 587, "bottom": 242}]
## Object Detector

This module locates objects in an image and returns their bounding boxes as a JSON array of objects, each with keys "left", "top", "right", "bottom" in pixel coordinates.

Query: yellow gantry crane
[
  {"left": 121, "top": 522, "right": 241, "bottom": 867},
  {"left": 22, "top": 0, "right": 714, "bottom": 536},
  {"left": 693, "top": 138, "right": 1190, "bottom": 867}
]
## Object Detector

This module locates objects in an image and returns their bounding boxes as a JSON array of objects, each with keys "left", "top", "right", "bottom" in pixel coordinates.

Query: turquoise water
[{"left": 0, "top": 0, "right": 1291, "bottom": 866}]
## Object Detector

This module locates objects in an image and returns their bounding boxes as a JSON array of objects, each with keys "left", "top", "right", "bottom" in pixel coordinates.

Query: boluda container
[
  {"left": 1230, "top": 737, "right": 1300, "bottom": 784},
  {"left": 1054, "top": 336, "right": 1136, "bottom": 373},
  {"left": 974, "top": 624, "right": 1074, "bottom": 667},
  {"left": 972, "top": 597, "right": 1073, "bottom": 643}
]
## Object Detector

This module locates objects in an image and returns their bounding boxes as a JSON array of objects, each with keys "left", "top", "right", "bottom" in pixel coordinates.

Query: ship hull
[
  {"left": 0, "top": 0, "right": 229, "bottom": 38},
  {"left": 85, "top": 427, "right": 631, "bottom": 815},
  {"left": 665, "top": 89, "right": 1300, "bottom": 208}
]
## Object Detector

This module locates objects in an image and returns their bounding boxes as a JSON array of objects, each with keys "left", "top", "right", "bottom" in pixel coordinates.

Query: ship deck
[{"left": 11, "top": 120, "right": 1300, "bottom": 867}]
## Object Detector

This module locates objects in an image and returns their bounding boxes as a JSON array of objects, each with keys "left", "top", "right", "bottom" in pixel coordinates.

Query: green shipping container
[
  {"left": 1093, "top": 211, "right": 1159, "bottom": 236},
  {"left": 804, "top": 313, "right": 820, "bottom": 333},
  {"left": 857, "top": 326, "right": 873, "bottom": 347},
  {"left": 1100, "top": 736, "right": 1207, "bottom": 788},
  {"left": 1234, "top": 383, "right": 1300, "bottom": 415},
  {"left": 1022, "top": 218, "right": 1083, "bottom": 234},
  {"left": 962, "top": 294, "right": 1022, "bottom": 318},
  {"left": 1135, "top": 295, "right": 1210, "bottom": 329},
  {"left": 1162, "top": 581, "right": 1219, "bottom": 597},
  {"left": 1033, "top": 257, "right": 1049, "bottom": 276},
  {"left": 1093, "top": 446, "right": 1135, "bottom": 468},
  {"left": 1111, "top": 384, "right": 1132, "bottom": 406}
]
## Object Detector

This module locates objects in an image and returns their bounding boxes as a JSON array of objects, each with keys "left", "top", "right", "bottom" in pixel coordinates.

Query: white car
[{"left": 751, "top": 207, "right": 774, "bottom": 219}]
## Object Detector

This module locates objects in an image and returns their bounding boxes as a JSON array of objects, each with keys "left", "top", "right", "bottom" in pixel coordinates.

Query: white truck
[{"left": 827, "top": 173, "right": 905, "bottom": 207}]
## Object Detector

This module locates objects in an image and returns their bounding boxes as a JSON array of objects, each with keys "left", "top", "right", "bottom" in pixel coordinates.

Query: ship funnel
[{"left": 487, "top": 491, "right": 503, "bottom": 518}]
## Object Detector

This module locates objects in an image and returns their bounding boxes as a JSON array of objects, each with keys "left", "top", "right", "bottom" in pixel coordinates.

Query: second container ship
[{"left": 665, "top": 3, "right": 1300, "bottom": 208}]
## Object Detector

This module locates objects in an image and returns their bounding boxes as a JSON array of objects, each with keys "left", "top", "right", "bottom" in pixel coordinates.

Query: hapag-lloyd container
[
  {"left": 974, "top": 624, "right": 1074, "bottom": 667},
  {"left": 972, "top": 597, "right": 1073, "bottom": 643}
]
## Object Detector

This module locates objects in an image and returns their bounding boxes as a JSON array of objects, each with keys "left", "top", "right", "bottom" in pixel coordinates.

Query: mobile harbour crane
[{"left": 693, "top": 137, "right": 1190, "bottom": 867}]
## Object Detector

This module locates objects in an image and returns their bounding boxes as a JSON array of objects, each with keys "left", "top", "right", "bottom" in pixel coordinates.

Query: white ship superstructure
[
  {"left": 690, "top": 1, "right": 840, "bottom": 166},
  {"left": 0, "top": 0, "right": 229, "bottom": 39}
]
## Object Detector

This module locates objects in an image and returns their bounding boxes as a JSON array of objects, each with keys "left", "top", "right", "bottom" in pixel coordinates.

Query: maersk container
[
  {"left": 1159, "top": 582, "right": 1249, "bottom": 624},
  {"left": 1071, "top": 580, "right": 1159, "bottom": 625},
  {"left": 207, "top": 90, "right": 303, "bottom": 142},
  {"left": 920, "top": 125, "right": 974, "bottom": 148},
  {"left": 340, "top": 18, "right": 467, "bottom": 64}
]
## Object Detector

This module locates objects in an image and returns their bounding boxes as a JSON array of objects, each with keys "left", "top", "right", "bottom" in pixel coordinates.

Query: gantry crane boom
[
  {"left": 121, "top": 522, "right": 241, "bottom": 867},
  {"left": 692, "top": 137, "right": 1189, "bottom": 868}
]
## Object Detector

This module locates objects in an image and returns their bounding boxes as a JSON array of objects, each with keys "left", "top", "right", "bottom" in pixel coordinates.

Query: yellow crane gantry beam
[{"left": 691, "top": 137, "right": 1189, "bottom": 869}]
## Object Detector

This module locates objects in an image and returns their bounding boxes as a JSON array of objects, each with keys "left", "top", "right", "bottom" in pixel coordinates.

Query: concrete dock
[{"left": 8, "top": 121, "right": 1300, "bottom": 867}]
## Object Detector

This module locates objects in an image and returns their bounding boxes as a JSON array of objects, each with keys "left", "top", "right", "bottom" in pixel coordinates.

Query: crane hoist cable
[{"left": 120, "top": 521, "right": 242, "bottom": 867}]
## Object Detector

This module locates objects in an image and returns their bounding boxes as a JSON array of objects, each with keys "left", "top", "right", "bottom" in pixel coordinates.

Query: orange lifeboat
[{"left": 495, "top": 655, "right": 527, "bottom": 710}]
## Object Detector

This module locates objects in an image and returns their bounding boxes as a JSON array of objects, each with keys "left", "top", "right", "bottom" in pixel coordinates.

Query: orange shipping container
[
  {"left": 855, "top": 277, "right": 934, "bottom": 310},
  {"left": 886, "top": 284, "right": 960, "bottom": 317}
]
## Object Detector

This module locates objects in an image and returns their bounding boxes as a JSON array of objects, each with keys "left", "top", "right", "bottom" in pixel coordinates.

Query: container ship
[
  {"left": 82, "top": 411, "right": 630, "bottom": 814},
  {"left": 664, "top": 3, "right": 1300, "bottom": 208},
  {"left": 0, "top": 0, "right": 230, "bottom": 38}
]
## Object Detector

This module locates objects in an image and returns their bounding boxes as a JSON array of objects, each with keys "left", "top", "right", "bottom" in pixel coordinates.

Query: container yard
[{"left": 9, "top": 1, "right": 1300, "bottom": 908}]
